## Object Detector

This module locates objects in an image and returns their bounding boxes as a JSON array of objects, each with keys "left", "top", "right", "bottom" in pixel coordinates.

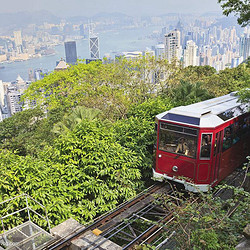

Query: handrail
[{"left": 0, "top": 193, "right": 51, "bottom": 236}]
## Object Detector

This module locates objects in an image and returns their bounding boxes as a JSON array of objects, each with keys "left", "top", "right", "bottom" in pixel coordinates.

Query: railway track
[
  {"left": 47, "top": 182, "right": 176, "bottom": 250},
  {"left": 213, "top": 167, "right": 247, "bottom": 198},
  {"left": 46, "top": 166, "right": 249, "bottom": 250}
]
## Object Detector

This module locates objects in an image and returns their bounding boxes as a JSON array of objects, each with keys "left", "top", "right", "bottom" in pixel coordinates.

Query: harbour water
[{"left": 0, "top": 26, "right": 161, "bottom": 82}]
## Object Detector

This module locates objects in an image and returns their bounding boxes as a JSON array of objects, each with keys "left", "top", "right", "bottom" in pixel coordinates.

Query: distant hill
[
  {"left": 65, "top": 15, "right": 89, "bottom": 23},
  {"left": 201, "top": 11, "right": 223, "bottom": 17},
  {"left": 0, "top": 10, "right": 60, "bottom": 28},
  {"left": 93, "top": 12, "right": 130, "bottom": 19},
  {"left": 213, "top": 16, "right": 242, "bottom": 29},
  {"left": 66, "top": 12, "right": 131, "bottom": 23}
]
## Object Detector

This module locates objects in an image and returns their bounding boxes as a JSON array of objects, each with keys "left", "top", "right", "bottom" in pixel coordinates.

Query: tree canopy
[
  {"left": 218, "top": 0, "right": 250, "bottom": 26},
  {"left": 0, "top": 57, "right": 249, "bottom": 229}
]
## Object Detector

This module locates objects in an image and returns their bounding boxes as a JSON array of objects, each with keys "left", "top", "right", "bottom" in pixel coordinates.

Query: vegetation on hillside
[
  {"left": 150, "top": 175, "right": 250, "bottom": 249},
  {"left": 0, "top": 57, "right": 249, "bottom": 249}
]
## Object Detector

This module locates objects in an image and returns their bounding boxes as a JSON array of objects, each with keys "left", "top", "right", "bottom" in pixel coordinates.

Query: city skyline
[
  {"left": 1, "top": 0, "right": 223, "bottom": 17},
  {"left": 0, "top": 7, "right": 249, "bottom": 122}
]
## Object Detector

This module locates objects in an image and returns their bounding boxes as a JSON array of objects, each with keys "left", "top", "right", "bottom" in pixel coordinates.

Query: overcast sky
[{"left": 1, "top": 0, "right": 223, "bottom": 17}]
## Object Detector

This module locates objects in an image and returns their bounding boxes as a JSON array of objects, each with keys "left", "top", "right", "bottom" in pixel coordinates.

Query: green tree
[
  {"left": 0, "top": 107, "right": 62, "bottom": 156},
  {"left": 238, "top": 88, "right": 250, "bottom": 104},
  {"left": 156, "top": 183, "right": 250, "bottom": 249},
  {"left": 127, "top": 96, "right": 173, "bottom": 121},
  {"left": 112, "top": 117, "right": 155, "bottom": 179},
  {"left": 204, "top": 63, "right": 250, "bottom": 96},
  {"left": 218, "top": 0, "right": 250, "bottom": 27},
  {"left": 52, "top": 106, "right": 101, "bottom": 135},
  {"left": 0, "top": 119, "right": 144, "bottom": 226},
  {"left": 23, "top": 58, "right": 183, "bottom": 120},
  {"left": 171, "top": 80, "right": 214, "bottom": 106},
  {"left": 180, "top": 65, "right": 216, "bottom": 84}
]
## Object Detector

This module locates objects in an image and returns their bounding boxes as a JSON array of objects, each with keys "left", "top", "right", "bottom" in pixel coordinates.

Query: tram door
[{"left": 212, "top": 131, "right": 222, "bottom": 183}]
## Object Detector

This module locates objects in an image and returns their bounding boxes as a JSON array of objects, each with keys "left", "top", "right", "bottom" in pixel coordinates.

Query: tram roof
[{"left": 156, "top": 92, "right": 249, "bottom": 128}]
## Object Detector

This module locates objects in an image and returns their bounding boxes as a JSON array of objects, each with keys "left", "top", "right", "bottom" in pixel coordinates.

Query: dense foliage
[
  {"left": 0, "top": 119, "right": 144, "bottom": 226},
  {"left": 158, "top": 183, "right": 250, "bottom": 249},
  {"left": 0, "top": 57, "right": 249, "bottom": 232},
  {"left": 0, "top": 107, "right": 64, "bottom": 156},
  {"left": 218, "top": 0, "right": 250, "bottom": 27}
]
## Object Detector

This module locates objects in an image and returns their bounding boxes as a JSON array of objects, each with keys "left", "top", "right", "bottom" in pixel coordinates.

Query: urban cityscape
[
  {"left": 0, "top": 10, "right": 249, "bottom": 122},
  {"left": 0, "top": 0, "right": 249, "bottom": 249}
]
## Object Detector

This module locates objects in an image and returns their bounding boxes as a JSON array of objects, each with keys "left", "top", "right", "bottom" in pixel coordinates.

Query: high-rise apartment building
[
  {"left": 7, "top": 86, "right": 23, "bottom": 115},
  {"left": 183, "top": 40, "right": 198, "bottom": 67},
  {"left": 13, "top": 30, "right": 23, "bottom": 54},
  {"left": 0, "top": 80, "right": 4, "bottom": 107},
  {"left": 0, "top": 103, "right": 10, "bottom": 122},
  {"left": 13, "top": 30, "right": 22, "bottom": 46},
  {"left": 164, "top": 29, "right": 181, "bottom": 62},
  {"left": 231, "top": 56, "right": 243, "bottom": 68},
  {"left": 79, "top": 24, "right": 85, "bottom": 37},
  {"left": 5, "top": 75, "right": 28, "bottom": 116},
  {"left": 154, "top": 44, "right": 165, "bottom": 59},
  {"left": 64, "top": 41, "right": 77, "bottom": 65},
  {"left": 239, "top": 33, "right": 250, "bottom": 60},
  {"left": 229, "top": 27, "right": 237, "bottom": 44},
  {"left": 0, "top": 106, "right": 3, "bottom": 122}
]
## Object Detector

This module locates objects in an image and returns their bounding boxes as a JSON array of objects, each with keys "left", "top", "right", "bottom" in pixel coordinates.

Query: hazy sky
[{"left": 1, "top": 0, "right": 223, "bottom": 17}]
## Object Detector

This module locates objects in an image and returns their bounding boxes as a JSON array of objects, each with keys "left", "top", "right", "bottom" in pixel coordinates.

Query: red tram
[{"left": 153, "top": 92, "right": 250, "bottom": 192}]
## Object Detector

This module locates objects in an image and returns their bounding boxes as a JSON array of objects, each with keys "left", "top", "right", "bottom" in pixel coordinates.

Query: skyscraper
[
  {"left": 79, "top": 24, "right": 85, "bottom": 37},
  {"left": 13, "top": 30, "right": 23, "bottom": 54},
  {"left": 13, "top": 30, "right": 22, "bottom": 47},
  {"left": 0, "top": 106, "right": 3, "bottom": 122},
  {"left": 89, "top": 36, "right": 100, "bottom": 59},
  {"left": 0, "top": 80, "right": 4, "bottom": 107},
  {"left": 88, "top": 22, "right": 100, "bottom": 60},
  {"left": 183, "top": 40, "right": 198, "bottom": 67},
  {"left": 239, "top": 33, "right": 250, "bottom": 61},
  {"left": 231, "top": 56, "right": 243, "bottom": 68},
  {"left": 164, "top": 29, "right": 181, "bottom": 62},
  {"left": 7, "top": 85, "right": 23, "bottom": 115},
  {"left": 154, "top": 44, "right": 165, "bottom": 59},
  {"left": 64, "top": 41, "right": 77, "bottom": 65}
]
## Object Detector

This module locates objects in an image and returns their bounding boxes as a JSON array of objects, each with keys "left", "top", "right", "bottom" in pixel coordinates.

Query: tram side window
[
  {"left": 242, "top": 117, "right": 250, "bottom": 134},
  {"left": 236, "top": 116, "right": 250, "bottom": 138},
  {"left": 222, "top": 118, "right": 249, "bottom": 152},
  {"left": 223, "top": 125, "right": 233, "bottom": 151},
  {"left": 213, "top": 132, "right": 219, "bottom": 157},
  {"left": 200, "top": 134, "right": 212, "bottom": 158},
  {"left": 232, "top": 122, "right": 240, "bottom": 144}
]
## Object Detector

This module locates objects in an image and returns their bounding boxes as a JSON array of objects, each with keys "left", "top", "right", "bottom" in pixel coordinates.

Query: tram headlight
[{"left": 172, "top": 166, "right": 178, "bottom": 172}]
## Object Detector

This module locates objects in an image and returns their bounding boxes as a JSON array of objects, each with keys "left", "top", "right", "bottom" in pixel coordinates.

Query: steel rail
[
  {"left": 122, "top": 211, "right": 174, "bottom": 249},
  {"left": 86, "top": 201, "right": 162, "bottom": 250},
  {"left": 47, "top": 183, "right": 164, "bottom": 250},
  {"left": 92, "top": 187, "right": 174, "bottom": 249},
  {"left": 213, "top": 168, "right": 246, "bottom": 197}
]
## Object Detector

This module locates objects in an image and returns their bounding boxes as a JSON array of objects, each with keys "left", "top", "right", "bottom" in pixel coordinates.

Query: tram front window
[{"left": 159, "top": 123, "right": 198, "bottom": 158}]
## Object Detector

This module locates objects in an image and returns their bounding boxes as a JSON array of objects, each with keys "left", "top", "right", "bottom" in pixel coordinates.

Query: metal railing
[{"left": 0, "top": 193, "right": 51, "bottom": 247}]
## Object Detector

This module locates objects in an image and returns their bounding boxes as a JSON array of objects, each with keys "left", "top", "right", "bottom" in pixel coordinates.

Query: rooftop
[
  {"left": 55, "top": 59, "right": 69, "bottom": 71},
  {"left": 156, "top": 92, "right": 249, "bottom": 128}
]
